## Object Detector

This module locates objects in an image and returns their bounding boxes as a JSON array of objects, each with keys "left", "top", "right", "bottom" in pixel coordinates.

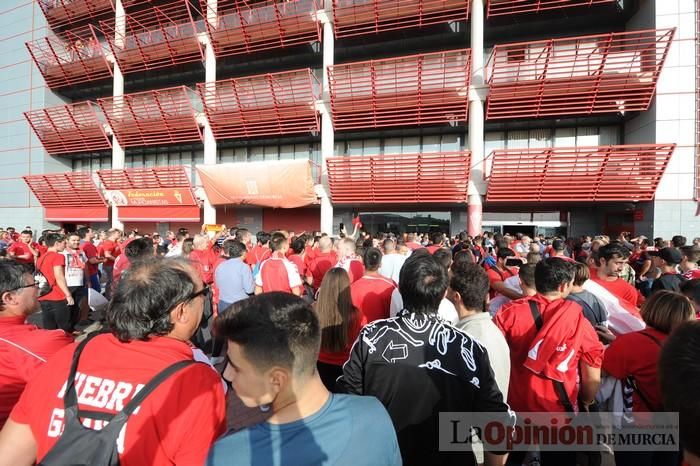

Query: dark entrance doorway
[
  {"left": 502, "top": 225, "right": 536, "bottom": 237},
  {"left": 358, "top": 211, "right": 450, "bottom": 236}
]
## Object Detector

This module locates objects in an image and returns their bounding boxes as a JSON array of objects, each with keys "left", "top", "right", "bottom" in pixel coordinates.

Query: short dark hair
[
  {"left": 256, "top": 231, "right": 271, "bottom": 245},
  {"left": 518, "top": 263, "right": 537, "bottom": 289},
  {"left": 497, "top": 247, "right": 515, "bottom": 260},
  {"left": 431, "top": 232, "right": 443, "bottom": 246},
  {"left": 433, "top": 248, "right": 452, "bottom": 270},
  {"left": 269, "top": 232, "right": 288, "bottom": 252},
  {"left": 681, "top": 279, "right": 700, "bottom": 307},
  {"left": 671, "top": 235, "right": 687, "bottom": 248},
  {"left": 124, "top": 237, "right": 152, "bottom": 260},
  {"left": 598, "top": 243, "right": 629, "bottom": 264},
  {"left": 20, "top": 230, "right": 32, "bottom": 236},
  {"left": 552, "top": 239, "right": 565, "bottom": 252},
  {"left": 641, "top": 290, "right": 694, "bottom": 334},
  {"left": 572, "top": 262, "right": 590, "bottom": 287},
  {"left": 534, "top": 258, "right": 575, "bottom": 294},
  {"left": 680, "top": 246, "right": 700, "bottom": 264},
  {"left": 234, "top": 228, "right": 249, "bottom": 242},
  {"left": 77, "top": 227, "right": 91, "bottom": 239},
  {"left": 290, "top": 237, "right": 305, "bottom": 255},
  {"left": 106, "top": 257, "right": 197, "bottom": 342},
  {"left": 363, "top": 247, "right": 382, "bottom": 271},
  {"left": 399, "top": 253, "right": 448, "bottom": 315},
  {"left": 659, "top": 320, "right": 700, "bottom": 457},
  {"left": 45, "top": 233, "right": 65, "bottom": 247},
  {"left": 215, "top": 292, "right": 320, "bottom": 376},
  {"left": 223, "top": 239, "right": 246, "bottom": 259},
  {"left": 449, "top": 263, "right": 489, "bottom": 312},
  {"left": 0, "top": 260, "right": 32, "bottom": 310}
]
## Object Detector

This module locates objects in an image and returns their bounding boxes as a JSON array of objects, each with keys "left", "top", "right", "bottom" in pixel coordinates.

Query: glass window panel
[
  {"left": 363, "top": 139, "right": 380, "bottom": 156},
  {"left": 384, "top": 138, "right": 402, "bottom": 155},
  {"left": 576, "top": 127, "right": 598, "bottom": 146},
  {"left": 554, "top": 128, "right": 576, "bottom": 147},
  {"left": 402, "top": 137, "right": 420, "bottom": 154},
  {"left": 249, "top": 146, "right": 264, "bottom": 162},
  {"left": 347, "top": 140, "right": 363, "bottom": 156},
  {"left": 235, "top": 148, "right": 247, "bottom": 162},
  {"left": 506, "top": 130, "right": 528, "bottom": 149},
  {"left": 423, "top": 135, "right": 441, "bottom": 153},
  {"left": 280, "top": 144, "right": 295, "bottom": 160},
  {"left": 441, "top": 134, "right": 461, "bottom": 152},
  {"left": 528, "top": 129, "right": 551, "bottom": 148},
  {"left": 599, "top": 126, "right": 620, "bottom": 145},
  {"left": 264, "top": 145, "right": 279, "bottom": 161}
]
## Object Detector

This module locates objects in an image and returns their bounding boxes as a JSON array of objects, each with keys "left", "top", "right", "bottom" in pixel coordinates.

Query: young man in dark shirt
[{"left": 650, "top": 247, "right": 685, "bottom": 294}]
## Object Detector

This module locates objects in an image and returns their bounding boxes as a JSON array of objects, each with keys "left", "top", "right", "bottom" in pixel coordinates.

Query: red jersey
[
  {"left": 494, "top": 295, "right": 604, "bottom": 413},
  {"left": 0, "top": 316, "right": 72, "bottom": 426},
  {"left": 80, "top": 241, "right": 99, "bottom": 276},
  {"left": 245, "top": 244, "right": 271, "bottom": 268},
  {"left": 99, "top": 239, "right": 120, "bottom": 267},
  {"left": 683, "top": 269, "right": 700, "bottom": 280},
  {"left": 255, "top": 255, "right": 303, "bottom": 293},
  {"left": 406, "top": 241, "right": 423, "bottom": 251},
  {"left": 486, "top": 266, "right": 517, "bottom": 299},
  {"left": 592, "top": 277, "right": 641, "bottom": 307},
  {"left": 336, "top": 257, "right": 365, "bottom": 284},
  {"left": 7, "top": 242, "right": 34, "bottom": 264},
  {"left": 426, "top": 245, "right": 442, "bottom": 254},
  {"left": 288, "top": 254, "right": 307, "bottom": 278},
  {"left": 10, "top": 334, "right": 226, "bottom": 465},
  {"left": 189, "top": 248, "right": 219, "bottom": 285},
  {"left": 350, "top": 275, "right": 396, "bottom": 323},
  {"left": 112, "top": 254, "right": 131, "bottom": 291},
  {"left": 602, "top": 328, "right": 666, "bottom": 413},
  {"left": 37, "top": 251, "right": 67, "bottom": 302},
  {"left": 306, "top": 251, "right": 338, "bottom": 289}
]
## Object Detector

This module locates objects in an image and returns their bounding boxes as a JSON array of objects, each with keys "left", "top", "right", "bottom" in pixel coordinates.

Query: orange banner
[
  {"left": 196, "top": 160, "right": 319, "bottom": 208},
  {"left": 106, "top": 188, "right": 197, "bottom": 207}
]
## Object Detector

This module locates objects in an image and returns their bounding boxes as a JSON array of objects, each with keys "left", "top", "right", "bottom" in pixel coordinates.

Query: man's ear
[
  {"left": 267, "top": 367, "right": 290, "bottom": 395},
  {"left": 170, "top": 302, "right": 187, "bottom": 325}
]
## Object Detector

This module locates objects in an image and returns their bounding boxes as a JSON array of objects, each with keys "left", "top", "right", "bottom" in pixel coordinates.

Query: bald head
[{"left": 319, "top": 236, "right": 333, "bottom": 252}]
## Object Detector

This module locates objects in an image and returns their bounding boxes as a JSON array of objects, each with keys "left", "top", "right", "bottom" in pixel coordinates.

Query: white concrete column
[
  {"left": 319, "top": 10, "right": 334, "bottom": 235},
  {"left": 202, "top": 15, "right": 217, "bottom": 225},
  {"left": 467, "top": 0, "right": 485, "bottom": 235},
  {"left": 110, "top": 0, "right": 126, "bottom": 229}
]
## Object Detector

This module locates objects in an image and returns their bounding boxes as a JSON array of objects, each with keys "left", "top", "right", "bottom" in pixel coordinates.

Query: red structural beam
[
  {"left": 200, "top": 0, "right": 321, "bottom": 58},
  {"left": 326, "top": 151, "right": 471, "bottom": 203},
  {"left": 333, "top": 0, "right": 469, "bottom": 38},
  {"left": 328, "top": 49, "right": 470, "bottom": 130},
  {"left": 198, "top": 68, "right": 320, "bottom": 139},
  {"left": 26, "top": 26, "right": 112, "bottom": 89},
  {"left": 37, "top": 0, "right": 115, "bottom": 30},
  {"left": 97, "top": 165, "right": 192, "bottom": 190},
  {"left": 485, "top": 144, "right": 675, "bottom": 202},
  {"left": 98, "top": 86, "right": 202, "bottom": 148},
  {"left": 486, "top": 0, "right": 614, "bottom": 17},
  {"left": 100, "top": 1, "right": 204, "bottom": 76},
  {"left": 24, "top": 101, "right": 111, "bottom": 155},
  {"left": 23, "top": 172, "right": 107, "bottom": 208},
  {"left": 486, "top": 28, "right": 675, "bottom": 120}
]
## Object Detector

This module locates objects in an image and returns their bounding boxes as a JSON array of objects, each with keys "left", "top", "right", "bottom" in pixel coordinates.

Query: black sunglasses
[
  {"left": 6, "top": 272, "right": 51, "bottom": 297},
  {"left": 184, "top": 285, "right": 210, "bottom": 303}
]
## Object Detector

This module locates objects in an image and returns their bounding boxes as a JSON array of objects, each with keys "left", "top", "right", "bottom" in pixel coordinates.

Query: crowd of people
[{"left": 0, "top": 223, "right": 699, "bottom": 466}]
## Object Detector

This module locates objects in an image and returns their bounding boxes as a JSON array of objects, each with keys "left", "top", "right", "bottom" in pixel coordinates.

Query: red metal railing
[
  {"left": 485, "top": 144, "right": 675, "bottom": 202},
  {"left": 97, "top": 86, "right": 202, "bottom": 148},
  {"left": 198, "top": 68, "right": 320, "bottom": 139},
  {"left": 100, "top": 1, "right": 204, "bottom": 75},
  {"left": 23, "top": 172, "right": 107, "bottom": 208},
  {"left": 200, "top": 0, "right": 321, "bottom": 58},
  {"left": 326, "top": 151, "right": 471, "bottom": 203},
  {"left": 26, "top": 26, "right": 112, "bottom": 89},
  {"left": 332, "top": 0, "right": 469, "bottom": 38},
  {"left": 486, "top": 28, "right": 674, "bottom": 120},
  {"left": 486, "top": 0, "right": 614, "bottom": 17},
  {"left": 37, "top": 0, "right": 115, "bottom": 30},
  {"left": 96, "top": 165, "right": 192, "bottom": 189},
  {"left": 24, "top": 101, "right": 111, "bottom": 155},
  {"left": 328, "top": 49, "right": 470, "bottom": 130}
]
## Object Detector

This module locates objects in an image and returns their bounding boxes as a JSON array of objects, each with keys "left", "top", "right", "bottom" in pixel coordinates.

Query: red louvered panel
[
  {"left": 200, "top": 0, "right": 321, "bottom": 58},
  {"left": 485, "top": 145, "right": 675, "bottom": 202},
  {"left": 26, "top": 26, "right": 112, "bottom": 89},
  {"left": 100, "top": 1, "right": 204, "bottom": 76},
  {"left": 198, "top": 68, "right": 320, "bottom": 139},
  {"left": 328, "top": 49, "right": 470, "bottom": 130},
  {"left": 486, "top": 29, "right": 675, "bottom": 120},
  {"left": 326, "top": 151, "right": 471, "bottom": 204},
  {"left": 24, "top": 101, "right": 111, "bottom": 155},
  {"left": 97, "top": 166, "right": 192, "bottom": 190},
  {"left": 98, "top": 86, "right": 202, "bottom": 148},
  {"left": 332, "top": 0, "right": 469, "bottom": 38},
  {"left": 486, "top": 0, "right": 614, "bottom": 17},
  {"left": 23, "top": 172, "right": 107, "bottom": 208},
  {"left": 37, "top": 0, "right": 114, "bottom": 29}
]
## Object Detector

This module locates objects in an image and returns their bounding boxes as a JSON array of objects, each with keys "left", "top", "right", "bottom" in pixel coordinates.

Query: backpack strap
[
  {"left": 63, "top": 331, "right": 104, "bottom": 410},
  {"left": 528, "top": 300, "right": 575, "bottom": 414},
  {"left": 121, "top": 360, "right": 195, "bottom": 416}
]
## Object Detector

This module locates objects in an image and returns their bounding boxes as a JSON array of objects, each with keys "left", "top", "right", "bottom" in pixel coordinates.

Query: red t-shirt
[
  {"left": 306, "top": 251, "right": 338, "bottom": 290},
  {"left": 189, "top": 248, "right": 219, "bottom": 285},
  {"left": 486, "top": 266, "right": 517, "bottom": 298},
  {"left": 337, "top": 257, "right": 365, "bottom": 284},
  {"left": 683, "top": 269, "right": 700, "bottom": 280},
  {"left": 592, "top": 277, "right": 641, "bottom": 306},
  {"left": 10, "top": 334, "right": 226, "bottom": 465},
  {"left": 406, "top": 241, "right": 423, "bottom": 251},
  {"left": 37, "top": 251, "right": 67, "bottom": 302},
  {"left": 80, "top": 242, "right": 99, "bottom": 276},
  {"left": 602, "top": 328, "right": 666, "bottom": 413},
  {"left": 8, "top": 242, "right": 34, "bottom": 264},
  {"left": 494, "top": 295, "right": 604, "bottom": 413},
  {"left": 426, "top": 245, "right": 442, "bottom": 254},
  {"left": 255, "top": 255, "right": 303, "bottom": 293},
  {"left": 112, "top": 254, "right": 131, "bottom": 291},
  {"left": 100, "top": 240, "right": 120, "bottom": 267},
  {"left": 245, "top": 244, "right": 271, "bottom": 268},
  {"left": 318, "top": 312, "right": 367, "bottom": 366},
  {"left": 0, "top": 316, "right": 73, "bottom": 427},
  {"left": 350, "top": 275, "right": 396, "bottom": 323},
  {"left": 288, "top": 254, "right": 307, "bottom": 278}
]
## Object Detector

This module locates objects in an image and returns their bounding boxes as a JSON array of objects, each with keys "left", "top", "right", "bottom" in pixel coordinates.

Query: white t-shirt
[
  {"left": 389, "top": 288, "right": 458, "bottom": 325},
  {"left": 379, "top": 253, "right": 406, "bottom": 284},
  {"left": 488, "top": 275, "right": 523, "bottom": 316},
  {"left": 62, "top": 249, "right": 87, "bottom": 288}
]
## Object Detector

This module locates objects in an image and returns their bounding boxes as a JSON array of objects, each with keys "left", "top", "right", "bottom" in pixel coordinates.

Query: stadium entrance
[{"left": 358, "top": 211, "right": 450, "bottom": 236}]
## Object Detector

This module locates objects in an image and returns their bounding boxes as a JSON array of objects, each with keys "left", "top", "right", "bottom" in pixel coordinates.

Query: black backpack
[{"left": 39, "top": 332, "right": 196, "bottom": 466}]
